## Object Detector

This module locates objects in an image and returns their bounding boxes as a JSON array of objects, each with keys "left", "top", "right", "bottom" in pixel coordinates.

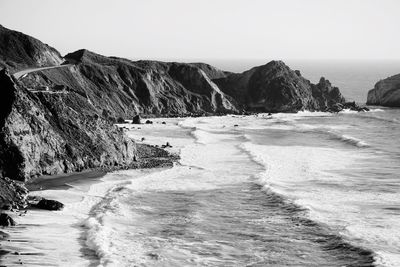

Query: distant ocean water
[{"left": 2, "top": 62, "right": 400, "bottom": 267}]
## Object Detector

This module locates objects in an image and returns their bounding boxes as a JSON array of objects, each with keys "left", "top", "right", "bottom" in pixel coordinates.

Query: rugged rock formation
[
  {"left": 59, "top": 49, "right": 239, "bottom": 117},
  {"left": 33, "top": 198, "right": 64, "bottom": 211},
  {"left": 0, "top": 25, "right": 355, "bottom": 207},
  {"left": 132, "top": 115, "right": 141, "bottom": 124},
  {"left": 0, "top": 69, "right": 138, "bottom": 182},
  {"left": 214, "top": 61, "right": 346, "bottom": 112},
  {"left": 367, "top": 73, "right": 400, "bottom": 107},
  {"left": 0, "top": 213, "right": 16, "bottom": 226},
  {"left": 0, "top": 177, "right": 28, "bottom": 209}
]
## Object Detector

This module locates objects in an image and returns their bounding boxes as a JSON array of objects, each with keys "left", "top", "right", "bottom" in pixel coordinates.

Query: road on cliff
[{"left": 12, "top": 63, "right": 74, "bottom": 80}]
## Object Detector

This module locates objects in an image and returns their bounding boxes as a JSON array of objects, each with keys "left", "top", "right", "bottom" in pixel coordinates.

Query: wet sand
[{"left": 27, "top": 170, "right": 107, "bottom": 192}]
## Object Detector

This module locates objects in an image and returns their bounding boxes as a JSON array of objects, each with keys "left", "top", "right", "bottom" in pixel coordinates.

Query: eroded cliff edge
[
  {"left": 0, "top": 24, "right": 356, "bottom": 209},
  {"left": 0, "top": 69, "right": 139, "bottom": 181},
  {"left": 367, "top": 73, "right": 400, "bottom": 107}
]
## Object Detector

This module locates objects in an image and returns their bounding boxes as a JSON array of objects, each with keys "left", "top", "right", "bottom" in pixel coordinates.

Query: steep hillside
[
  {"left": 60, "top": 49, "right": 239, "bottom": 117},
  {"left": 0, "top": 25, "right": 62, "bottom": 71},
  {"left": 0, "top": 69, "right": 138, "bottom": 182}
]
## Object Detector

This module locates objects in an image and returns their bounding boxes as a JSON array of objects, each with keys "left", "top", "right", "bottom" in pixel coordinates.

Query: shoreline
[
  {"left": 0, "top": 167, "right": 176, "bottom": 266},
  {"left": 0, "top": 138, "right": 178, "bottom": 266},
  {"left": 27, "top": 169, "right": 108, "bottom": 192}
]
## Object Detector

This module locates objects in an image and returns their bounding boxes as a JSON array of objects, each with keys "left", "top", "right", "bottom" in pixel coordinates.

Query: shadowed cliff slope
[
  {"left": 367, "top": 73, "right": 400, "bottom": 107},
  {"left": 0, "top": 25, "right": 62, "bottom": 71},
  {"left": 0, "top": 69, "right": 138, "bottom": 182},
  {"left": 215, "top": 61, "right": 345, "bottom": 112}
]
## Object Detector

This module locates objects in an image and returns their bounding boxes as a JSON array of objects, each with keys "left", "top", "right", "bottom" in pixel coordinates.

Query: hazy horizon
[{"left": 1, "top": 0, "right": 400, "bottom": 63}]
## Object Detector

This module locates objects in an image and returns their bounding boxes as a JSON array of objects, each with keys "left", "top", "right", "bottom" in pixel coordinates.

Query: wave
[
  {"left": 239, "top": 142, "right": 376, "bottom": 265},
  {"left": 251, "top": 121, "right": 370, "bottom": 149},
  {"left": 359, "top": 114, "right": 400, "bottom": 124},
  {"left": 369, "top": 108, "right": 385, "bottom": 112},
  {"left": 82, "top": 184, "right": 138, "bottom": 267},
  {"left": 328, "top": 132, "right": 369, "bottom": 148}
]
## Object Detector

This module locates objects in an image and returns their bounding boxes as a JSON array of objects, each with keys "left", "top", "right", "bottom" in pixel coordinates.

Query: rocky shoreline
[{"left": 0, "top": 24, "right": 370, "bottom": 233}]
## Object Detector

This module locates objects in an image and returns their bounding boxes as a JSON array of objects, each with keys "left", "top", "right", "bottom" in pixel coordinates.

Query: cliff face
[
  {"left": 367, "top": 74, "right": 400, "bottom": 107},
  {"left": 0, "top": 69, "right": 137, "bottom": 182},
  {"left": 58, "top": 49, "right": 240, "bottom": 117},
  {"left": 214, "top": 61, "right": 345, "bottom": 112},
  {"left": 0, "top": 25, "right": 351, "bottom": 185}
]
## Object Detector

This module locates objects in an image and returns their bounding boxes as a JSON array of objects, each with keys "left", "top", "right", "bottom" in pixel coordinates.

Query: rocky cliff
[
  {"left": 367, "top": 73, "right": 400, "bottom": 107},
  {"left": 214, "top": 61, "right": 345, "bottom": 112},
  {"left": 0, "top": 25, "right": 354, "bottom": 208},
  {"left": 0, "top": 69, "right": 138, "bottom": 182}
]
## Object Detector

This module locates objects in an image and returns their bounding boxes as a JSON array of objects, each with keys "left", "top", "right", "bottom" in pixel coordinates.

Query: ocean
[{"left": 1, "top": 61, "right": 400, "bottom": 267}]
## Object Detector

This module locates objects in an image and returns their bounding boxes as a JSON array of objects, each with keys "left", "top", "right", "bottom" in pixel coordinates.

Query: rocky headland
[
  {"left": 0, "top": 24, "right": 365, "bottom": 221},
  {"left": 367, "top": 73, "right": 400, "bottom": 107}
]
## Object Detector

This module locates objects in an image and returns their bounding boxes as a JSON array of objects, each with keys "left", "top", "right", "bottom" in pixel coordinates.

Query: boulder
[
  {"left": 116, "top": 117, "right": 125, "bottom": 123},
  {"left": 33, "top": 198, "right": 64, "bottom": 211},
  {"left": 145, "top": 120, "right": 153, "bottom": 124},
  {"left": 132, "top": 115, "right": 141, "bottom": 124},
  {"left": 0, "top": 213, "right": 16, "bottom": 226}
]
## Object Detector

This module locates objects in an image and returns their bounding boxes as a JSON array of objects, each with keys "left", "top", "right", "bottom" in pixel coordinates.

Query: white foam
[
  {"left": 333, "top": 133, "right": 369, "bottom": 147},
  {"left": 369, "top": 108, "right": 385, "bottom": 112},
  {"left": 241, "top": 140, "right": 400, "bottom": 266}
]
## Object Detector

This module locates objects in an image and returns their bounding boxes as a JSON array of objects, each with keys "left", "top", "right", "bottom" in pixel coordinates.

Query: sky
[{"left": 0, "top": 0, "right": 399, "bottom": 62}]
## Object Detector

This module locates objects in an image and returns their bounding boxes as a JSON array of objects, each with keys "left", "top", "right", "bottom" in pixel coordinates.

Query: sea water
[
  {"left": 77, "top": 110, "right": 399, "bottom": 267},
  {"left": 2, "top": 111, "right": 400, "bottom": 266}
]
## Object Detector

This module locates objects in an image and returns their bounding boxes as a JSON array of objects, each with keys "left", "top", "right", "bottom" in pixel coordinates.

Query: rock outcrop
[
  {"left": 0, "top": 213, "right": 16, "bottom": 226},
  {"left": 0, "top": 69, "right": 138, "bottom": 182},
  {"left": 33, "top": 198, "right": 64, "bottom": 211},
  {"left": 0, "top": 177, "right": 28, "bottom": 209},
  {"left": 214, "top": 61, "right": 346, "bottom": 113},
  {"left": 367, "top": 73, "right": 400, "bottom": 107}
]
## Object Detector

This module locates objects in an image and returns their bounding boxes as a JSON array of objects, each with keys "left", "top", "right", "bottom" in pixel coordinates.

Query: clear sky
[{"left": 0, "top": 0, "right": 399, "bottom": 61}]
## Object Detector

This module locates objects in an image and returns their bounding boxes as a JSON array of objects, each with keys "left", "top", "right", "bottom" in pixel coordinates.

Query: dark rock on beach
[
  {"left": 0, "top": 213, "right": 16, "bottom": 227},
  {"left": 33, "top": 198, "right": 64, "bottom": 211},
  {"left": 325, "top": 101, "right": 369, "bottom": 113},
  {"left": 0, "top": 177, "right": 28, "bottom": 209},
  {"left": 117, "top": 117, "right": 126, "bottom": 123},
  {"left": 132, "top": 115, "right": 141, "bottom": 124},
  {"left": 367, "top": 73, "right": 400, "bottom": 107}
]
